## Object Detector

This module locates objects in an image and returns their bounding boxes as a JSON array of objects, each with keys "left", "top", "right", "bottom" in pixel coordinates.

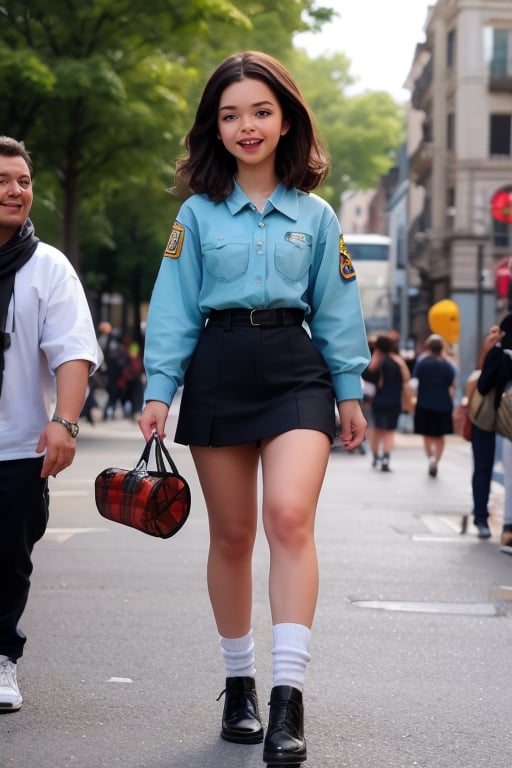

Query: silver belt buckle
[{"left": 250, "top": 309, "right": 261, "bottom": 326}]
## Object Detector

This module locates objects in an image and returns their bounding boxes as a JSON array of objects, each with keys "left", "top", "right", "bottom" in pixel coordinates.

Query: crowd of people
[
  {"left": 360, "top": 324, "right": 511, "bottom": 557},
  {"left": 81, "top": 322, "right": 145, "bottom": 424}
]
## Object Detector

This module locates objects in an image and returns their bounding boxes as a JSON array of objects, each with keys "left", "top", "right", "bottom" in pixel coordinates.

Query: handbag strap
[{"left": 139, "top": 432, "right": 180, "bottom": 475}]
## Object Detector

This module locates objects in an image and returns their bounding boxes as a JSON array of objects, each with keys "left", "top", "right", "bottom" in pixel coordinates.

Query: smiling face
[
  {"left": 217, "top": 77, "right": 290, "bottom": 175},
  {"left": 0, "top": 154, "right": 33, "bottom": 246}
]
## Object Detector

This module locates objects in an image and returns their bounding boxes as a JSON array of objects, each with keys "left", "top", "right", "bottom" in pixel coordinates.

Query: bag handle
[{"left": 138, "top": 431, "right": 180, "bottom": 475}]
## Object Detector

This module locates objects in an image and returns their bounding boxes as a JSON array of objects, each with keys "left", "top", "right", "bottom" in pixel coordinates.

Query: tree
[
  {"left": 290, "top": 49, "right": 405, "bottom": 210},
  {"left": 0, "top": 0, "right": 254, "bottom": 268}
]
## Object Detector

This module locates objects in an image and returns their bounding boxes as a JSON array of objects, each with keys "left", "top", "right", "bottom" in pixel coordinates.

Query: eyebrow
[
  {"left": 0, "top": 172, "right": 31, "bottom": 179},
  {"left": 218, "top": 100, "right": 275, "bottom": 112}
]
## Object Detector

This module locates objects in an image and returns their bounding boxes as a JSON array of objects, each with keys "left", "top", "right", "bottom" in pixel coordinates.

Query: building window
[
  {"left": 447, "top": 113, "right": 455, "bottom": 150},
  {"left": 447, "top": 29, "right": 456, "bottom": 68},
  {"left": 490, "top": 29, "right": 511, "bottom": 76},
  {"left": 490, "top": 114, "right": 511, "bottom": 155},
  {"left": 493, "top": 220, "right": 511, "bottom": 248}
]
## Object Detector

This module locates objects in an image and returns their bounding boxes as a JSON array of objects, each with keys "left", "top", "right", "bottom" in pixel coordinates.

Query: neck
[{"left": 235, "top": 169, "right": 279, "bottom": 212}]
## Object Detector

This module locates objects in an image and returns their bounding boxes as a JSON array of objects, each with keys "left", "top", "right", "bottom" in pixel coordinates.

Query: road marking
[
  {"left": 421, "top": 514, "right": 462, "bottom": 534},
  {"left": 107, "top": 677, "right": 133, "bottom": 684},
  {"left": 352, "top": 600, "right": 498, "bottom": 616},
  {"left": 50, "top": 490, "right": 89, "bottom": 497},
  {"left": 43, "top": 527, "right": 108, "bottom": 543}
]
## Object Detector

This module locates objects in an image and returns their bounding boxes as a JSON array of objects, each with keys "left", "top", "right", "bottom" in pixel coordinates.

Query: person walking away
[
  {"left": 412, "top": 334, "right": 456, "bottom": 478},
  {"left": 363, "top": 334, "right": 411, "bottom": 472},
  {"left": 138, "top": 51, "right": 370, "bottom": 765},
  {"left": 0, "top": 137, "right": 100, "bottom": 711}
]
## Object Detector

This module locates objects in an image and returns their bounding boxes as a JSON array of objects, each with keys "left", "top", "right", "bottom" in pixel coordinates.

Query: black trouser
[{"left": 0, "top": 457, "right": 48, "bottom": 661}]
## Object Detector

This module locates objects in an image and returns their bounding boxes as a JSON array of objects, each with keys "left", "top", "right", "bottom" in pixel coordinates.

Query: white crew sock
[
  {"left": 271, "top": 622, "right": 311, "bottom": 691},
  {"left": 220, "top": 629, "right": 256, "bottom": 678}
]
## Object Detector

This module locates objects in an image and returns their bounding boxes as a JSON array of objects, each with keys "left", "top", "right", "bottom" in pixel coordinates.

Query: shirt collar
[{"left": 226, "top": 181, "right": 300, "bottom": 221}]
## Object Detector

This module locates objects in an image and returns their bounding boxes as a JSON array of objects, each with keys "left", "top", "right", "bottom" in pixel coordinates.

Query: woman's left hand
[{"left": 337, "top": 399, "right": 367, "bottom": 451}]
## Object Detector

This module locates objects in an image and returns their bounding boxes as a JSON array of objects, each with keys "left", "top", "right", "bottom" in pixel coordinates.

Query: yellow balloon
[{"left": 428, "top": 300, "right": 460, "bottom": 343}]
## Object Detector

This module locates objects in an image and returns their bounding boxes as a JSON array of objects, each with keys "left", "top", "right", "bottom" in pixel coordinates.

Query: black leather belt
[{"left": 208, "top": 308, "right": 305, "bottom": 328}]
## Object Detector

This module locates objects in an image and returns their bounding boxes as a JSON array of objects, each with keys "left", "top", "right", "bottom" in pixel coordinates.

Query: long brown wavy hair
[{"left": 175, "top": 51, "right": 330, "bottom": 201}]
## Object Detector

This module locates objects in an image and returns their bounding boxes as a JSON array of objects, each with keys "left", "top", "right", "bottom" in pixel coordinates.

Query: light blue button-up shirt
[{"left": 144, "top": 182, "right": 370, "bottom": 405}]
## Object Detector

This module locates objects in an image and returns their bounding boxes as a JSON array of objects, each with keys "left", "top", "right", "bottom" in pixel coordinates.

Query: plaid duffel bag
[{"left": 95, "top": 432, "right": 190, "bottom": 538}]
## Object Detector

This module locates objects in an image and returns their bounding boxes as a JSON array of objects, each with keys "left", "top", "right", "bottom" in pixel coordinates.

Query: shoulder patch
[
  {"left": 164, "top": 221, "right": 185, "bottom": 259},
  {"left": 339, "top": 235, "right": 356, "bottom": 282}
]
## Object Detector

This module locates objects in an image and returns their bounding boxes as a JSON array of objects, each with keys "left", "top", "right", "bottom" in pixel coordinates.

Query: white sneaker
[{"left": 0, "top": 655, "right": 22, "bottom": 711}]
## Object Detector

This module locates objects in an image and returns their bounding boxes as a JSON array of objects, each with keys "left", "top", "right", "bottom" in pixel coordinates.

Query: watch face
[{"left": 69, "top": 423, "right": 79, "bottom": 438}]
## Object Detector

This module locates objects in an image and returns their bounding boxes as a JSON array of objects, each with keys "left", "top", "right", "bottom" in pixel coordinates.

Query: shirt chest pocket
[
  {"left": 274, "top": 242, "right": 311, "bottom": 281},
  {"left": 203, "top": 241, "right": 250, "bottom": 281}
]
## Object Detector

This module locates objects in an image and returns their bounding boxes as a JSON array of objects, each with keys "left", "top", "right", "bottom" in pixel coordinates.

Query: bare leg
[
  {"left": 260, "top": 429, "right": 331, "bottom": 627},
  {"left": 190, "top": 443, "right": 259, "bottom": 638}
]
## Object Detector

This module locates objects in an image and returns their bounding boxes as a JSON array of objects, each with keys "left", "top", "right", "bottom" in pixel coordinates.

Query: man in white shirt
[{"left": 0, "top": 136, "right": 100, "bottom": 711}]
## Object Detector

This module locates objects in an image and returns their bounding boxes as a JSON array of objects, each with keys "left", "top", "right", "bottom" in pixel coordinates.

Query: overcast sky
[{"left": 295, "top": 0, "right": 432, "bottom": 102}]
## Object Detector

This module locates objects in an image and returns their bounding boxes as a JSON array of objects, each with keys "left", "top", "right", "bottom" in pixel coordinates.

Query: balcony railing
[
  {"left": 411, "top": 57, "right": 433, "bottom": 110},
  {"left": 409, "top": 142, "right": 433, "bottom": 186}
]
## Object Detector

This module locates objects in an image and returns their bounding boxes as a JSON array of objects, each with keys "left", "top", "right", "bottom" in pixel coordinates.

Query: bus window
[{"left": 343, "top": 234, "right": 392, "bottom": 331}]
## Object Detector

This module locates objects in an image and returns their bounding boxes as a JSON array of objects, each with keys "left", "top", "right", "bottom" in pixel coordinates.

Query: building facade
[{"left": 408, "top": 0, "right": 512, "bottom": 380}]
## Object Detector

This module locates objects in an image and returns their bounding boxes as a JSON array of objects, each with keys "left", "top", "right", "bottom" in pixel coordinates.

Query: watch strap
[{"left": 52, "top": 415, "right": 79, "bottom": 437}]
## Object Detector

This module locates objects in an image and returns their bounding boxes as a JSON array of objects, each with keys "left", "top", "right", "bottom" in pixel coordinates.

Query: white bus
[{"left": 342, "top": 233, "right": 392, "bottom": 332}]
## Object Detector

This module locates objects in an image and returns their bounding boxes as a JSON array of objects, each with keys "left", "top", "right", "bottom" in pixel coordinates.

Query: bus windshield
[{"left": 343, "top": 235, "right": 392, "bottom": 331}]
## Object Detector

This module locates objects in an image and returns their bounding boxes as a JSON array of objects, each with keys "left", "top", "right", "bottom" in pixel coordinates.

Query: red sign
[
  {"left": 495, "top": 257, "right": 512, "bottom": 298},
  {"left": 491, "top": 187, "right": 512, "bottom": 224}
]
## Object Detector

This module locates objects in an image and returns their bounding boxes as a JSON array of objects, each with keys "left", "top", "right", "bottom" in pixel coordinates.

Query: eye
[
  {"left": 255, "top": 109, "right": 271, "bottom": 118},
  {"left": 220, "top": 113, "right": 238, "bottom": 122}
]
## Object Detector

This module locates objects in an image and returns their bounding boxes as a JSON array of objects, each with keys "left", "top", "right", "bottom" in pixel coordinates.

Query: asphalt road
[{"left": 1, "top": 416, "right": 511, "bottom": 768}]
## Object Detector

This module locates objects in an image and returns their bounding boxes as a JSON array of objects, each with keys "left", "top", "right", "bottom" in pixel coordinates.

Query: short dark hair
[
  {"left": 426, "top": 334, "right": 444, "bottom": 355},
  {"left": 0, "top": 136, "right": 33, "bottom": 173},
  {"left": 374, "top": 335, "right": 393, "bottom": 354},
  {"left": 175, "top": 51, "right": 329, "bottom": 201}
]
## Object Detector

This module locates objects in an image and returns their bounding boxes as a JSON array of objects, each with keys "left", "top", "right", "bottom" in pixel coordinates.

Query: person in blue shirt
[{"left": 139, "top": 51, "right": 369, "bottom": 765}]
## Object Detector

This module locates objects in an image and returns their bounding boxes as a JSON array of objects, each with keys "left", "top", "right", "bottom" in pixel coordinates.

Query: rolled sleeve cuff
[
  {"left": 332, "top": 373, "right": 363, "bottom": 403},
  {"left": 144, "top": 374, "right": 178, "bottom": 406}
]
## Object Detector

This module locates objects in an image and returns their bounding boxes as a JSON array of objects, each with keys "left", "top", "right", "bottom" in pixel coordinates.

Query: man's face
[{"left": 0, "top": 155, "right": 33, "bottom": 246}]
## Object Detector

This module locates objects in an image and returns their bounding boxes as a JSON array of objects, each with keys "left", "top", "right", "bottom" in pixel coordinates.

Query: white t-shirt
[{"left": 0, "top": 241, "right": 100, "bottom": 460}]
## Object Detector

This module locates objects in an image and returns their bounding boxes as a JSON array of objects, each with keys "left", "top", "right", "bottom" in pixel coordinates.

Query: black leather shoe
[
  {"left": 219, "top": 676, "right": 263, "bottom": 744},
  {"left": 263, "top": 685, "right": 306, "bottom": 764}
]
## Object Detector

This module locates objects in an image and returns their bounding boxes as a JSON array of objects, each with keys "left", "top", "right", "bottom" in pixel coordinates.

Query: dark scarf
[{"left": 0, "top": 218, "right": 39, "bottom": 397}]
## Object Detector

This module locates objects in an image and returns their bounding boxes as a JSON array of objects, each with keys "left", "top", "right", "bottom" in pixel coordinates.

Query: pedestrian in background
[
  {"left": 465, "top": 325, "right": 501, "bottom": 539},
  {"left": 0, "top": 137, "right": 99, "bottom": 711},
  {"left": 412, "top": 334, "right": 456, "bottom": 478},
  {"left": 139, "top": 51, "right": 369, "bottom": 765},
  {"left": 477, "top": 313, "right": 512, "bottom": 550},
  {"left": 363, "top": 334, "right": 411, "bottom": 472}
]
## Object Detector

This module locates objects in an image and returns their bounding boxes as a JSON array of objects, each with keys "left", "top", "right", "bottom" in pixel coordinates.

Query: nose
[
  {"left": 5, "top": 180, "right": 23, "bottom": 196},
  {"left": 239, "top": 114, "right": 255, "bottom": 132}
]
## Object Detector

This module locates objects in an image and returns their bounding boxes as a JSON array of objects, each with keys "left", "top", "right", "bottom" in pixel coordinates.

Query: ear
[{"left": 280, "top": 118, "right": 291, "bottom": 136}]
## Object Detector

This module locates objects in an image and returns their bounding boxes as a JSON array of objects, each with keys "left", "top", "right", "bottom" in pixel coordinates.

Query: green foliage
[{"left": 290, "top": 50, "right": 405, "bottom": 209}]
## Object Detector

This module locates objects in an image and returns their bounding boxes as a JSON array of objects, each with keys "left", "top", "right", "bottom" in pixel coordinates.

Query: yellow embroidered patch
[
  {"left": 339, "top": 235, "right": 356, "bottom": 281},
  {"left": 164, "top": 221, "right": 185, "bottom": 259}
]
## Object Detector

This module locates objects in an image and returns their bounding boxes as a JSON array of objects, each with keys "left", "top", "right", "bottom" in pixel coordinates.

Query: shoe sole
[
  {"left": 263, "top": 748, "right": 307, "bottom": 764},
  {"left": 221, "top": 728, "right": 263, "bottom": 744}
]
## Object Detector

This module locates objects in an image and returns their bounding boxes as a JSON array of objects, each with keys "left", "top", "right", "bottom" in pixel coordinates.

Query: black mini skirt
[{"left": 174, "top": 309, "right": 335, "bottom": 447}]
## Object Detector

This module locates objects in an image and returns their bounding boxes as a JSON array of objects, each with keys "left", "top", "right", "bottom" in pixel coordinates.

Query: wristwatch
[{"left": 52, "top": 415, "right": 79, "bottom": 438}]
